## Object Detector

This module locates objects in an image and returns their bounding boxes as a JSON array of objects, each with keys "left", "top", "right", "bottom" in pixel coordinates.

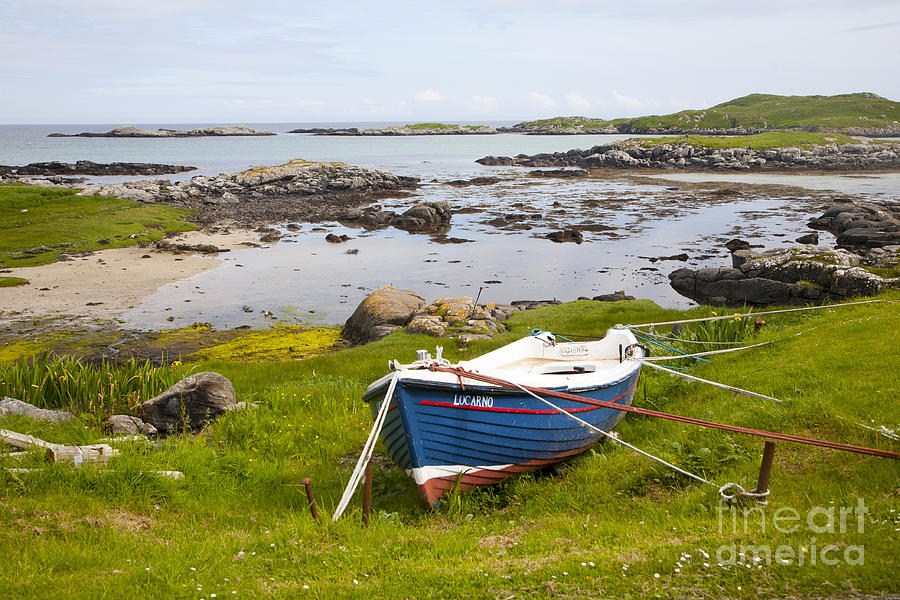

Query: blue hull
[{"left": 367, "top": 368, "right": 641, "bottom": 505}]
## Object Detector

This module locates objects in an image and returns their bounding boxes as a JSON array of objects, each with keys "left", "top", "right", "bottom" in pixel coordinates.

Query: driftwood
[
  {"left": 0, "top": 429, "right": 118, "bottom": 465},
  {"left": 4, "top": 468, "right": 183, "bottom": 479},
  {"left": 0, "top": 397, "right": 74, "bottom": 423}
]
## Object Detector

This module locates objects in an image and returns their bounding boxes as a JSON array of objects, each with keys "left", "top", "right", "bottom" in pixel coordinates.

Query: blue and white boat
[{"left": 363, "top": 329, "right": 645, "bottom": 506}]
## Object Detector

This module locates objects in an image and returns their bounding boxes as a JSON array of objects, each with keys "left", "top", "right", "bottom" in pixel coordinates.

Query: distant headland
[{"left": 48, "top": 125, "right": 275, "bottom": 138}]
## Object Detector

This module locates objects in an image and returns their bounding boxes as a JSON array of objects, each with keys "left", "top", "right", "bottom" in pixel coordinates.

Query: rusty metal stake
[
  {"left": 301, "top": 477, "right": 320, "bottom": 523},
  {"left": 754, "top": 317, "right": 766, "bottom": 333},
  {"left": 754, "top": 440, "right": 777, "bottom": 498},
  {"left": 361, "top": 459, "right": 374, "bottom": 526}
]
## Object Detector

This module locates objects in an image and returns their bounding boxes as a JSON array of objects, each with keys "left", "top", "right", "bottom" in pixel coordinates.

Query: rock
[
  {"left": 475, "top": 139, "right": 900, "bottom": 171},
  {"left": 141, "top": 372, "right": 236, "bottom": 434},
  {"left": 527, "top": 169, "right": 589, "bottom": 178},
  {"left": 0, "top": 397, "right": 74, "bottom": 423},
  {"left": 392, "top": 201, "right": 452, "bottom": 232},
  {"left": 11, "top": 161, "right": 196, "bottom": 176},
  {"left": 106, "top": 414, "right": 157, "bottom": 436},
  {"left": 156, "top": 240, "right": 229, "bottom": 254},
  {"left": 445, "top": 176, "right": 501, "bottom": 187},
  {"left": 545, "top": 229, "right": 584, "bottom": 244},
  {"left": 76, "top": 159, "right": 419, "bottom": 227},
  {"left": 670, "top": 245, "right": 891, "bottom": 307},
  {"left": 808, "top": 201, "right": 900, "bottom": 250},
  {"left": 406, "top": 314, "right": 448, "bottom": 337},
  {"left": 325, "top": 233, "right": 351, "bottom": 243},
  {"left": 795, "top": 233, "right": 819, "bottom": 244},
  {"left": 343, "top": 286, "right": 426, "bottom": 344},
  {"left": 592, "top": 291, "right": 636, "bottom": 302}
]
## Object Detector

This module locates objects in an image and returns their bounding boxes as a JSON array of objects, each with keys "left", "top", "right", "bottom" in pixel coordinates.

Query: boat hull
[{"left": 370, "top": 368, "right": 641, "bottom": 506}]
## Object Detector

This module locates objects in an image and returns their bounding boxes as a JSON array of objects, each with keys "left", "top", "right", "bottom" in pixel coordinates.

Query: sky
[{"left": 1, "top": 0, "right": 899, "bottom": 124}]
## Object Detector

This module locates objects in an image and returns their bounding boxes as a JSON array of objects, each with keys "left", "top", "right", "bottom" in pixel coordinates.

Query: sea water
[{"left": 2, "top": 124, "right": 898, "bottom": 329}]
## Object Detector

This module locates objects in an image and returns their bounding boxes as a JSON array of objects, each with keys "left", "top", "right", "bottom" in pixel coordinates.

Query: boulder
[
  {"left": 343, "top": 286, "right": 426, "bottom": 344},
  {"left": 141, "top": 372, "right": 236, "bottom": 434},
  {"left": 106, "top": 414, "right": 158, "bottom": 437},
  {"left": 0, "top": 397, "right": 74, "bottom": 423},
  {"left": 795, "top": 233, "right": 819, "bottom": 245},
  {"left": 592, "top": 290, "right": 636, "bottom": 302},
  {"left": 545, "top": 229, "right": 584, "bottom": 244}
]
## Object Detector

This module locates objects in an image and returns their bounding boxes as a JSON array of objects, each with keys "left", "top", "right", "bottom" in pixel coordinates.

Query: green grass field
[
  {"left": 0, "top": 184, "right": 196, "bottom": 269},
  {"left": 636, "top": 131, "right": 861, "bottom": 150},
  {"left": 517, "top": 92, "right": 900, "bottom": 133},
  {"left": 2, "top": 296, "right": 898, "bottom": 598},
  {"left": 404, "top": 123, "right": 488, "bottom": 131}
]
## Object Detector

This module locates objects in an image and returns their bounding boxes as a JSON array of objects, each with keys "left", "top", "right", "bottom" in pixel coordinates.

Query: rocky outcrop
[
  {"left": 808, "top": 201, "right": 900, "bottom": 250},
  {"left": 339, "top": 201, "right": 451, "bottom": 233},
  {"left": 49, "top": 125, "right": 274, "bottom": 137},
  {"left": 445, "top": 176, "right": 501, "bottom": 187},
  {"left": 344, "top": 288, "right": 574, "bottom": 345},
  {"left": 289, "top": 125, "right": 497, "bottom": 136},
  {"left": 669, "top": 246, "right": 896, "bottom": 307},
  {"left": 406, "top": 297, "right": 509, "bottom": 341},
  {"left": 527, "top": 169, "right": 589, "bottom": 178},
  {"left": 477, "top": 139, "right": 900, "bottom": 171},
  {"left": 141, "top": 372, "right": 236, "bottom": 435},
  {"left": 75, "top": 159, "right": 419, "bottom": 226},
  {"left": 3, "top": 161, "right": 196, "bottom": 177},
  {"left": 343, "top": 286, "right": 427, "bottom": 344}
]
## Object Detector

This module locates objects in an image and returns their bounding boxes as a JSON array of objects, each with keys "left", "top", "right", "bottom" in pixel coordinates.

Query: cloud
[
  {"left": 612, "top": 90, "right": 662, "bottom": 111},
  {"left": 529, "top": 92, "right": 556, "bottom": 107},
  {"left": 469, "top": 95, "right": 498, "bottom": 109},
  {"left": 844, "top": 21, "right": 899, "bottom": 32},
  {"left": 565, "top": 92, "right": 590, "bottom": 110},
  {"left": 415, "top": 89, "right": 443, "bottom": 101}
]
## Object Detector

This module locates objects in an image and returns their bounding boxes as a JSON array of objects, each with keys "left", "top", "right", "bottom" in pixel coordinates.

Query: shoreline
[{"left": 0, "top": 227, "right": 260, "bottom": 325}]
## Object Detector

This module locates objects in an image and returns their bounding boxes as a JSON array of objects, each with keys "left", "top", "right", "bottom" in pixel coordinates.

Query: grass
[
  {"left": 404, "top": 123, "right": 487, "bottom": 131},
  {"left": 1, "top": 295, "right": 899, "bottom": 598},
  {"left": 636, "top": 131, "right": 861, "bottom": 151},
  {"left": 516, "top": 92, "right": 900, "bottom": 133},
  {"left": 0, "top": 275, "right": 29, "bottom": 287},
  {"left": 0, "top": 184, "right": 196, "bottom": 268},
  {"left": 0, "top": 354, "right": 194, "bottom": 420}
]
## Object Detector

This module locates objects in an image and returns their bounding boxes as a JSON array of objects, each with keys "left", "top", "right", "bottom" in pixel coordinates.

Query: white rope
[
  {"left": 638, "top": 359, "right": 783, "bottom": 403},
  {"left": 623, "top": 299, "right": 885, "bottom": 329},
  {"left": 835, "top": 415, "right": 900, "bottom": 442},
  {"left": 630, "top": 333, "right": 748, "bottom": 345},
  {"left": 719, "top": 482, "right": 771, "bottom": 505},
  {"left": 641, "top": 341, "right": 772, "bottom": 362},
  {"left": 500, "top": 377, "right": 714, "bottom": 486},
  {"left": 332, "top": 372, "right": 400, "bottom": 521}
]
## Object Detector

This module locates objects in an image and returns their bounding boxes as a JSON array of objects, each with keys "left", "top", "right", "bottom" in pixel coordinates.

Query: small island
[
  {"left": 289, "top": 122, "right": 497, "bottom": 135},
  {"left": 48, "top": 125, "right": 275, "bottom": 138}
]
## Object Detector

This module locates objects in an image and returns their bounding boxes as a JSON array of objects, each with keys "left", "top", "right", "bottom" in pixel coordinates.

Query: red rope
[{"left": 427, "top": 365, "right": 899, "bottom": 460}]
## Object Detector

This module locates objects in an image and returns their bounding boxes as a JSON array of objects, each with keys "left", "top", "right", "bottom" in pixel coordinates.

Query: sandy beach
[{"left": 0, "top": 227, "right": 260, "bottom": 324}]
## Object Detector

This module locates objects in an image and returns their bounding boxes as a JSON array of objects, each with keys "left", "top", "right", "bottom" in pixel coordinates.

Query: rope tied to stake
[{"left": 718, "top": 482, "right": 771, "bottom": 505}]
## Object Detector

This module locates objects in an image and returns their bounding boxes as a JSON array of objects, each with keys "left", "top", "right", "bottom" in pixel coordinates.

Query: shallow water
[{"left": 2, "top": 124, "right": 896, "bottom": 329}]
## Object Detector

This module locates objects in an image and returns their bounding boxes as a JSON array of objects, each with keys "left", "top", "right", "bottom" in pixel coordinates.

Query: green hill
[{"left": 512, "top": 93, "right": 900, "bottom": 135}]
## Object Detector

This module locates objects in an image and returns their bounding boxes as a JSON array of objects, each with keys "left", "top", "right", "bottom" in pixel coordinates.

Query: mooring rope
[
  {"left": 426, "top": 365, "right": 899, "bottom": 460},
  {"left": 333, "top": 372, "right": 400, "bottom": 521},
  {"left": 622, "top": 299, "right": 886, "bottom": 329},
  {"left": 501, "top": 376, "right": 713, "bottom": 486},
  {"left": 640, "top": 341, "right": 772, "bottom": 362},
  {"left": 638, "top": 359, "right": 783, "bottom": 403}
]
